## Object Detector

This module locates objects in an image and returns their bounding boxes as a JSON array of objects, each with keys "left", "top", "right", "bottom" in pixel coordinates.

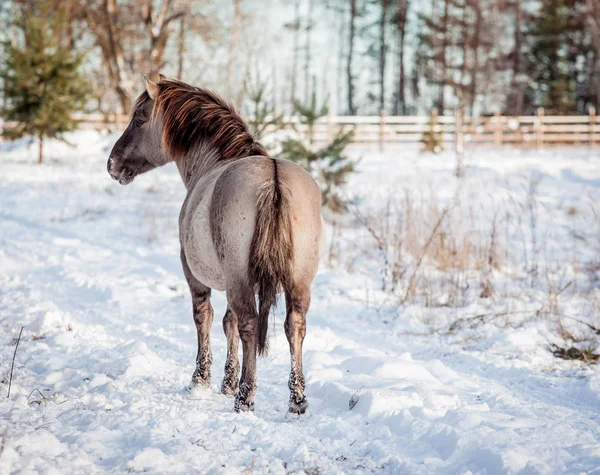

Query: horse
[{"left": 107, "top": 75, "right": 324, "bottom": 414}]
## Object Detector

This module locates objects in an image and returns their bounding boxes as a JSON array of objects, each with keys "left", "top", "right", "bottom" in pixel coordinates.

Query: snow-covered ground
[{"left": 1, "top": 132, "right": 600, "bottom": 474}]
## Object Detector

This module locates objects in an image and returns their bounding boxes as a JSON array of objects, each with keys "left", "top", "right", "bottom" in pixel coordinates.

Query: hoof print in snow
[
  {"left": 289, "top": 396, "right": 309, "bottom": 415},
  {"left": 234, "top": 396, "right": 254, "bottom": 413}
]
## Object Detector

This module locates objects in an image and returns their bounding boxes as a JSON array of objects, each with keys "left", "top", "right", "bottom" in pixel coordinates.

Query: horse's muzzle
[{"left": 107, "top": 156, "right": 135, "bottom": 185}]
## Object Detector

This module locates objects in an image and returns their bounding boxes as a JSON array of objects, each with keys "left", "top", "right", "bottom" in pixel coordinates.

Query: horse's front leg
[{"left": 181, "top": 250, "right": 213, "bottom": 387}]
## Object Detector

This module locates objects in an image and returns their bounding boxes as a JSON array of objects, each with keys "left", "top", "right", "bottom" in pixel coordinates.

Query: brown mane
[{"left": 138, "top": 79, "right": 268, "bottom": 161}]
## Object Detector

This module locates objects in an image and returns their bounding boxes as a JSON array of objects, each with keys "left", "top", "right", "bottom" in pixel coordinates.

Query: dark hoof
[
  {"left": 191, "top": 372, "right": 211, "bottom": 389},
  {"left": 221, "top": 381, "right": 238, "bottom": 396},
  {"left": 234, "top": 395, "right": 255, "bottom": 412},
  {"left": 289, "top": 396, "right": 309, "bottom": 415}
]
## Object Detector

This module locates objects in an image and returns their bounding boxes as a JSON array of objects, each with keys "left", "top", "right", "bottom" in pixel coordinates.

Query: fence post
[
  {"left": 493, "top": 111, "right": 502, "bottom": 146},
  {"left": 454, "top": 107, "right": 464, "bottom": 155},
  {"left": 454, "top": 107, "right": 464, "bottom": 177},
  {"left": 379, "top": 109, "right": 386, "bottom": 153},
  {"left": 590, "top": 106, "right": 596, "bottom": 148},
  {"left": 327, "top": 107, "right": 334, "bottom": 143},
  {"left": 430, "top": 107, "right": 439, "bottom": 152},
  {"left": 535, "top": 107, "right": 545, "bottom": 149}
]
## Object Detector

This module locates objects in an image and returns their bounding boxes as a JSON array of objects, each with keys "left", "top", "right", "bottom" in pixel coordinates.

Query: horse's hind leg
[
  {"left": 285, "top": 285, "right": 310, "bottom": 414},
  {"left": 227, "top": 283, "right": 258, "bottom": 412},
  {"left": 181, "top": 250, "right": 213, "bottom": 387},
  {"left": 221, "top": 306, "right": 240, "bottom": 396}
]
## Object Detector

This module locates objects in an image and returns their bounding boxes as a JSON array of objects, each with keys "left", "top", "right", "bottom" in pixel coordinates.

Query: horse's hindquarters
[
  {"left": 180, "top": 157, "right": 324, "bottom": 292},
  {"left": 277, "top": 159, "right": 324, "bottom": 285}
]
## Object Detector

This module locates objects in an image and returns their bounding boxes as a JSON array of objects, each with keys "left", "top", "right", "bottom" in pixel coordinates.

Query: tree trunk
[
  {"left": 38, "top": 135, "right": 43, "bottom": 164},
  {"left": 291, "top": 0, "right": 301, "bottom": 108},
  {"left": 226, "top": 0, "right": 242, "bottom": 99},
  {"left": 177, "top": 16, "right": 185, "bottom": 79},
  {"left": 512, "top": 0, "right": 523, "bottom": 116},
  {"left": 438, "top": 0, "right": 450, "bottom": 115},
  {"left": 470, "top": 0, "right": 482, "bottom": 116},
  {"left": 148, "top": 0, "right": 182, "bottom": 78},
  {"left": 347, "top": 0, "right": 357, "bottom": 115},
  {"left": 304, "top": 0, "right": 314, "bottom": 103},
  {"left": 586, "top": 0, "right": 600, "bottom": 107},
  {"left": 336, "top": 4, "right": 347, "bottom": 114},
  {"left": 459, "top": 0, "right": 468, "bottom": 108},
  {"left": 379, "top": 0, "right": 388, "bottom": 112},
  {"left": 104, "top": 0, "right": 133, "bottom": 112},
  {"left": 396, "top": 1, "right": 408, "bottom": 115}
]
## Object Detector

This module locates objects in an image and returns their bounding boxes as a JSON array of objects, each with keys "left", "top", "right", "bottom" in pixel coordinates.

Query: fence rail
[{"left": 6, "top": 108, "right": 599, "bottom": 151}]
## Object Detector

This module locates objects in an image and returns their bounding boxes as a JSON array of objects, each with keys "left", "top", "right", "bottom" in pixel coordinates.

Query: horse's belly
[{"left": 181, "top": 189, "right": 227, "bottom": 291}]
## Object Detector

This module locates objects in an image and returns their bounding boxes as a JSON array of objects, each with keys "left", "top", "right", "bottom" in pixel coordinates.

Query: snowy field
[{"left": 1, "top": 131, "right": 600, "bottom": 474}]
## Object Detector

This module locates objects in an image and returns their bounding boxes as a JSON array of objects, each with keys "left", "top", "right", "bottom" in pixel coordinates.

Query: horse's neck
[{"left": 175, "top": 140, "right": 223, "bottom": 190}]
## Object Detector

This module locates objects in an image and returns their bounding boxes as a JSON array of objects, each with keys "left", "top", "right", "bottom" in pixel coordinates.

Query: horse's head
[{"left": 107, "top": 75, "right": 168, "bottom": 185}]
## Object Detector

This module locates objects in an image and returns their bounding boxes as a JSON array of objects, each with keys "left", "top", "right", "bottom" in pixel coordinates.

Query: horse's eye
[{"left": 134, "top": 118, "right": 146, "bottom": 128}]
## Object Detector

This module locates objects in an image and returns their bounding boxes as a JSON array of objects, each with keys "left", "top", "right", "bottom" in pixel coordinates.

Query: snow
[{"left": 1, "top": 132, "right": 600, "bottom": 474}]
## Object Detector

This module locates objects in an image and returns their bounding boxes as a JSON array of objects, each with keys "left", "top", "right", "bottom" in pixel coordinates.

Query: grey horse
[{"left": 107, "top": 75, "right": 324, "bottom": 413}]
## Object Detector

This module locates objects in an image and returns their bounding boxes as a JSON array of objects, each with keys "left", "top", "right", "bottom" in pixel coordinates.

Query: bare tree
[
  {"left": 439, "top": 0, "right": 450, "bottom": 115},
  {"left": 587, "top": 0, "right": 600, "bottom": 106},
  {"left": 176, "top": 16, "right": 185, "bottom": 80},
  {"left": 418, "top": 0, "right": 499, "bottom": 115},
  {"left": 143, "top": 0, "right": 187, "bottom": 78},
  {"left": 82, "top": 0, "right": 212, "bottom": 112},
  {"left": 347, "top": 0, "right": 357, "bottom": 114},
  {"left": 392, "top": 0, "right": 409, "bottom": 115},
  {"left": 289, "top": 0, "right": 301, "bottom": 107},
  {"left": 304, "top": 0, "right": 314, "bottom": 103},
  {"left": 507, "top": 0, "right": 524, "bottom": 115},
  {"left": 226, "top": 0, "right": 242, "bottom": 100},
  {"left": 378, "top": 0, "right": 389, "bottom": 112}
]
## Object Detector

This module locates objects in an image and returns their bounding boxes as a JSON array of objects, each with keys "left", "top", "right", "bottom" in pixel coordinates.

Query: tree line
[
  {"left": 337, "top": 0, "right": 600, "bottom": 116},
  {"left": 1, "top": 0, "right": 599, "bottom": 121}
]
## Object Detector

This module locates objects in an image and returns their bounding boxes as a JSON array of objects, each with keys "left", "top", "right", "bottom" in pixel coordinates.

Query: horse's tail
[{"left": 248, "top": 158, "right": 294, "bottom": 356}]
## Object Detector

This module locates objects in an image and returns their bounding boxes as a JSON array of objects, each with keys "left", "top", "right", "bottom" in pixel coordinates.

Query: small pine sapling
[
  {"left": 421, "top": 108, "right": 443, "bottom": 153},
  {"left": 278, "top": 88, "right": 356, "bottom": 214},
  {"left": 244, "top": 74, "right": 284, "bottom": 142},
  {"left": 0, "top": 0, "right": 90, "bottom": 163}
]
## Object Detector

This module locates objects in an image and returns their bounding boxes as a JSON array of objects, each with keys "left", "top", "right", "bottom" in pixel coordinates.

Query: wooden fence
[{"left": 62, "top": 107, "right": 600, "bottom": 151}]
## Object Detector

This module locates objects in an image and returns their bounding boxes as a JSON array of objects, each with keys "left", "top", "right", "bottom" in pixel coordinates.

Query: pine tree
[
  {"left": 421, "top": 109, "right": 443, "bottom": 153},
  {"left": 278, "top": 89, "right": 355, "bottom": 214},
  {"left": 528, "top": 0, "right": 583, "bottom": 114},
  {"left": 0, "top": 0, "right": 89, "bottom": 163},
  {"left": 244, "top": 74, "right": 284, "bottom": 142}
]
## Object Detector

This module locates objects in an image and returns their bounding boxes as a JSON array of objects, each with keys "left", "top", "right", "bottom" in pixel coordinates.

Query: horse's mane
[{"left": 135, "top": 79, "right": 268, "bottom": 161}]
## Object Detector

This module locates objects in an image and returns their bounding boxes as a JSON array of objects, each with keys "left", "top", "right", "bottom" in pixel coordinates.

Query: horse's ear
[
  {"left": 159, "top": 73, "right": 167, "bottom": 82},
  {"left": 144, "top": 74, "right": 159, "bottom": 100}
]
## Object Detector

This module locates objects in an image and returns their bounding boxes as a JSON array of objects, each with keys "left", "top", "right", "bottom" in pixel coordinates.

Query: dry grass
[
  {"left": 349, "top": 184, "right": 600, "bottom": 361},
  {"left": 352, "top": 189, "right": 503, "bottom": 307}
]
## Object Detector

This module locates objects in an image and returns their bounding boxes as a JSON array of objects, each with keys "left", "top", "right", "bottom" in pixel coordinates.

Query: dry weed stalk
[{"left": 7, "top": 326, "right": 24, "bottom": 399}]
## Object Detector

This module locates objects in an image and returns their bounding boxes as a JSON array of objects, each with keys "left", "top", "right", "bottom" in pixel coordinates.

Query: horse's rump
[{"left": 248, "top": 158, "right": 294, "bottom": 355}]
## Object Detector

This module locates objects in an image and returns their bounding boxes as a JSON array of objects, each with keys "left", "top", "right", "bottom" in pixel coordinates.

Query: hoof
[
  {"left": 191, "top": 373, "right": 211, "bottom": 389},
  {"left": 221, "top": 381, "right": 238, "bottom": 397},
  {"left": 234, "top": 395, "right": 255, "bottom": 413},
  {"left": 289, "top": 396, "right": 309, "bottom": 415}
]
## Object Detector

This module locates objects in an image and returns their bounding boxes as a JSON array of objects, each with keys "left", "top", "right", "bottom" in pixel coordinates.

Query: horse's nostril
[{"left": 107, "top": 157, "right": 113, "bottom": 173}]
